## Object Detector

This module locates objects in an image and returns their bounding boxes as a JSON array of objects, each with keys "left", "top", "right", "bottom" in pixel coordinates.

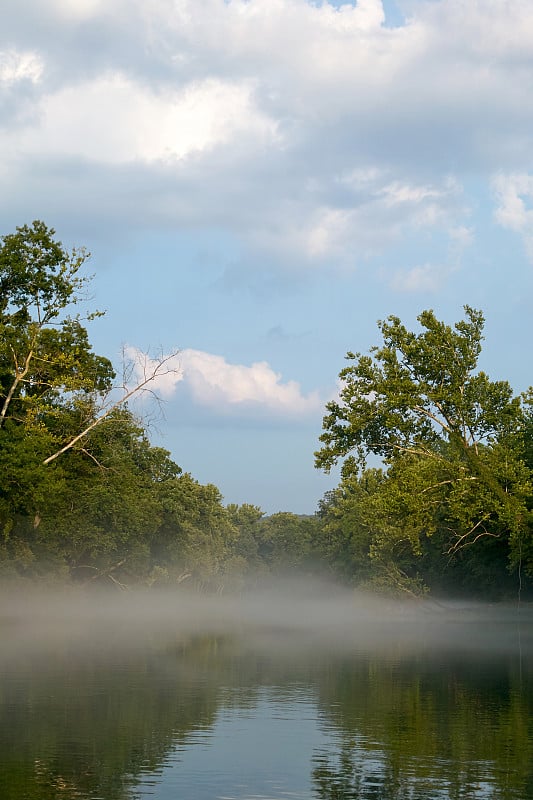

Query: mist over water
[
  {"left": 1, "top": 578, "right": 530, "bottom": 658},
  {"left": 1, "top": 579, "right": 532, "bottom": 800}
]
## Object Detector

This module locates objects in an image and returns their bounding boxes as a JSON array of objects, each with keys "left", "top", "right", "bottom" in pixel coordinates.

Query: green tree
[
  {"left": 0, "top": 221, "right": 118, "bottom": 554},
  {"left": 247, "top": 512, "right": 322, "bottom": 576},
  {"left": 149, "top": 474, "right": 238, "bottom": 590},
  {"left": 0, "top": 221, "right": 115, "bottom": 528},
  {"left": 40, "top": 408, "right": 181, "bottom": 582},
  {"left": 223, "top": 507, "right": 324, "bottom": 584},
  {"left": 316, "top": 469, "right": 384, "bottom": 584},
  {"left": 0, "top": 220, "right": 114, "bottom": 430},
  {"left": 225, "top": 503, "right": 265, "bottom": 580},
  {"left": 315, "top": 307, "right": 533, "bottom": 587},
  {"left": 0, "top": 222, "right": 191, "bottom": 580}
]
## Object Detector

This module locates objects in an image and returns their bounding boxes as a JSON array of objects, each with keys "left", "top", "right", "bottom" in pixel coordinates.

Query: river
[{"left": 0, "top": 585, "right": 532, "bottom": 799}]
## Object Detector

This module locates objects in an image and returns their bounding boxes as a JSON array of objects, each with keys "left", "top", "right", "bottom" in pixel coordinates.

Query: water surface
[{"left": 0, "top": 587, "right": 532, "bottom": 799}]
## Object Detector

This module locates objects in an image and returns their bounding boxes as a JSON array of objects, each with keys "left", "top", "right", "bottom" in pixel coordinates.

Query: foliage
[
  {"left": 0, "top": 221, "right": 114, "bottom": 430},
  {"left": 150, "top": 473, "right": 238, "bottom": 589},
  {"left": 0, "top": 221, "right": 115, "bottom": 539},
  {"left": 316, "top": 470, "right": 383, "bottom": 583},
  {"left": 226, "top": 507, "right": 324, "bottom": 583},
  {"left": 0, "top": 222, "right": 238, "bottom": 587},
  {"left": 315, "top": 307, "right": 533, "bottom": 595},
  {"left": 316, "top": 307, "right": 522, "bottom": 477},
  {"left": 2, "top": 222, "right": 532, "bottom": 599}
]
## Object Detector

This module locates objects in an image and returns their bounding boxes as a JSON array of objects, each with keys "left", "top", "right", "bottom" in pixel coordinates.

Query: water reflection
[
  {"left": 0, "top": 633, "right": 221, "bottom": 800},
  {"left": 312, "top": 643, "right": 533, "bottom": 800},
  {"left": 0, "top": 592, "right": 532, "bottom": 799}
]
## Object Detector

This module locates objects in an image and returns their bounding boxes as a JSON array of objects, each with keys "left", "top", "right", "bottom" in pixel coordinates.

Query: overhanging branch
[{"left": 43, "top": 351, "right": 180, "bottom": 465}]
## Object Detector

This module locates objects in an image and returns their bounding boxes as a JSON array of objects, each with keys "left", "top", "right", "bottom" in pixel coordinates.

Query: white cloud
[
  {"left": 492, "top": 172, "right": 533, "bottom": 259},
  {"left": 5, "top": 73, "right": 278, "bottom": 164},
  {"left": 3, "top": 0, "right": 533, "bottom": 277},
  {"left": 244, "top": 172, "right": 464, "bottom": 269},
  {"left": 389, "top": 263, "right": 449, "bottom": 293},
  {"left": 125, "top": 346, "right": 323, "bottom": 418},
  {"left": 449, "top": 225, "right": 474, "bottom": 249},
  {"left": 379, "top": 181, "right": 447, "bottom": 207},
  {"left": 493, "top": 172, "right": 533, "bottom": 230},
  {"left": 0, "top": 49, "right": 43, "bottom": 85},
  {"left": 50, "top": 0, "right": 104, "bottom": 19}
]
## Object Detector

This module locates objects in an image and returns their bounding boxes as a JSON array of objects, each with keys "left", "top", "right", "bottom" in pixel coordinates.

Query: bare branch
[
  {"left": 369, "top": 440, "right": 449, "bottom": 463},
  {"left": 0, "top": 344, "right": 36, "bottom": 428},
  {"left": 413, "top": 403, "right": 453, "bottom": 435},
  {"left": 446, "top": 515, "right": 496, "bottom": 554},
  {"left": 73, "top": 559, "right": 130, "bottom": 589},
  {"left": 43, "top": 350, "right": 181, "bottom": 465},
  {"left": 107, "top": 573, "right": 130, "bottom": 591},
  {"left": 78, "top": 448, "right": 110, "bottom": 469},
  {"left": 420, "top": 476, "right": 478, "bottom": 495}
]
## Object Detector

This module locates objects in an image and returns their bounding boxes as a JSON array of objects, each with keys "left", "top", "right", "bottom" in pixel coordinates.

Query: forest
[{"left": 1, "top": 221, "right": 532, "bottom": 600}]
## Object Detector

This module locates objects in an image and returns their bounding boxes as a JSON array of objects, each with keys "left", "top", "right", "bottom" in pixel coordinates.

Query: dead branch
[
  {"left": 43, "top": 350, "right": 180, "bottom": 465},
  {"left": 420, "top": 476, "right": 478, "bottom": 494},
  {"left": 446, "top": 514, "right": 497, "bottom": 554},
  {"left": 0, "top": 343, "right": 36, "bottom": 427}
]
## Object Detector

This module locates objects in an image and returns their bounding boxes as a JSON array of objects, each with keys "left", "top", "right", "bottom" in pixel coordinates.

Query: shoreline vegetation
[{"left": 1, "top": 222, "right": 532, "bottom": 601}]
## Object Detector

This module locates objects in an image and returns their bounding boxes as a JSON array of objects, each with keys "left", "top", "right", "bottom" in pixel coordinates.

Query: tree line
[
  {"left": 0, "top": 221, "right": 319, "bottom": 590},
  {"left": 1, "top": 221, "right": 532, "bottom": 598}
]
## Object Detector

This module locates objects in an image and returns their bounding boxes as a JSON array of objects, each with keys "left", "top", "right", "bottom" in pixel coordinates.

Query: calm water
[{"left": 0, "top": 588, "right": 532, "bottom": 799}]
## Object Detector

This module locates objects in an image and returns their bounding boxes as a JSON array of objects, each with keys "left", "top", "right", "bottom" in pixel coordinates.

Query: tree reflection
[
  {"left": 312, "top": 646, "right": 533, "bottom": 800},
  {"left": 0, "top": 632, "right": 225, "bottom": 800},
  {"left": 1, "top": 611, "right": 533, "bottom": 800}
]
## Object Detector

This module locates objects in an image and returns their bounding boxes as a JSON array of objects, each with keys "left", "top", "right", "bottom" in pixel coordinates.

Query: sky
[{"left": 2, "top": 0, "right": 533, "bottom": 514}]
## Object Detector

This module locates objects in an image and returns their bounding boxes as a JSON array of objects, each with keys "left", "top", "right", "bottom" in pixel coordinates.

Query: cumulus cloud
[
  {"left": 492, "top": 172, "right": 533, "bottom": 261},
  {"left": 0, "top": 49, "right": 43, "bottom": 85},
  {"left": 125, "top": 346, "right": 323, "bottom": 419},
  {"left": 11, "top": 74, "right": 278, "bottom": 164},
  {"left": 2, "top": 0, "right": 533, "bottom": 278}
]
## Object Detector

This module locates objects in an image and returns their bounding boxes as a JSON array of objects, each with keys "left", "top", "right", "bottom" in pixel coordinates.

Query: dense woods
[{"left": 1, "top": 222, "right": 532, "bottom": 599}]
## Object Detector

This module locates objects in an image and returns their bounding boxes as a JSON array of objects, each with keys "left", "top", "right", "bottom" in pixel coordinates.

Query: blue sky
[{"left": 2, "top": 0, "right": 533, "bottom": 513}]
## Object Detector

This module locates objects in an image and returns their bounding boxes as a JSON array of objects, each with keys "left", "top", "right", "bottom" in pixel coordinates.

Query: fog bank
[{"left": 1, "top": 579, "right": 530, "bottom": 663}]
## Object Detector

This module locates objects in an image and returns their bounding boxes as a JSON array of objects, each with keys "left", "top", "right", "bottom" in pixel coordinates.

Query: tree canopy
[
  {"left": 315, "top": 307, "right": 533, "bottom": 595},
  {"left": 0, "top": 221, "right": 114, "bottom": 431}
]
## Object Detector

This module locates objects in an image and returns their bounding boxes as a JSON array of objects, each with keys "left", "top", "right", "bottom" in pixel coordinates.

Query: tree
[
  {"left": 150, "top": 474, "right": 238, "bottom": 590},
  {"left": 0, "top": 220, "right": 181, "bottom": 468},
  {"left": 37, "top": 407, "right": 181, "bottom": 582},
  {"left": 252, "top": 512, "right": 319, "bottom": 573},
  {"left": 315, "top": 307, "right": 533, "bottom": 585},
  {"left": 316, "top": 469, "right": 384, "bottom": 584},
  {"left": 0, "top": 221, "right": 114, "bottom": 429},
  {"left": 0, "top": 222, "right": 185, "bottom": 578},
  {"left": 226, "top": 503, "right": 265, "bottom": 574}
]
